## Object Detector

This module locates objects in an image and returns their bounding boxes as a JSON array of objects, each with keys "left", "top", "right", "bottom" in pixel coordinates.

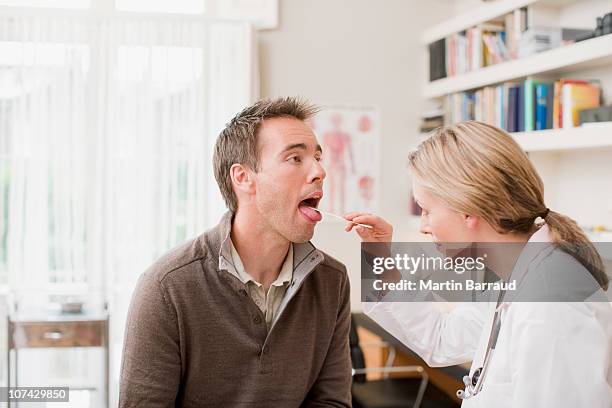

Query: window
[
  {"left": 0, "top": 0, "right": 278, "bottom": 28},
  {"left": 0, "top": 12, "right": 255, "bottom": 293},
  {"left": 115, "top": 0, "right": 205, "bottom": 14},
  {"left": 0, "top": 0, "right": 90, "bottom": 8}
]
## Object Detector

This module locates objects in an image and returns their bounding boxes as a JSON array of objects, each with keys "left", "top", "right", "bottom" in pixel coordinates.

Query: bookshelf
[
  {"left": 418, "top": 123, "right": 612, "bottom": 152},
  {"left": 424, "top": 33, "right": 612, "bottom": 98},
  {"left": 422, "top": 0, "right": 579, "bottom": 44},
  {"left": 512, "top": 123, "right": 612, "bottom": 152}
]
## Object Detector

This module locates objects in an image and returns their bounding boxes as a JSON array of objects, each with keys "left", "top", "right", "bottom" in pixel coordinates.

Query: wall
[{"left": 259, "top": 0, "right": 454, "bottom": 309}]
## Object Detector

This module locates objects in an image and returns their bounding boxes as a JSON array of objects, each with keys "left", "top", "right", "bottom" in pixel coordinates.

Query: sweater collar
[{"left": 209, "top": 211, "right": 323, "bottom": 275}]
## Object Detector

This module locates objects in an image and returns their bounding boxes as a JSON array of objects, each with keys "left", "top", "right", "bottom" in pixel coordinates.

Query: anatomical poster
[{"left": 309, "top": 104, "right": 380, "bottom": 217}]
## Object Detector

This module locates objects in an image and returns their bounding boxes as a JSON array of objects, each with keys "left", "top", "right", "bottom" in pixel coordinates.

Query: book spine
[
  {"left": 553, "top": 81, "right": 561, "bottom": 128},
  {"left": 467, "top": 29, "right": 473, "bottom": 71},
  {"left": 535, "top": 83, "right": 548, "bottom": 130},
  {"left": 497, "top": 85, "right": 505, "bottom": 129},
  {"left": 508, "top": 86, "right": 517, "bottom": 133},
  {"left": 505, "top": 13, "right": 515, "bottom": 58},
  {"left": 524, "top": 79, "right": 535, "bottom": 131},
  {"left": 546, "top": 84, "right": 554, "bottom": 129},
  {"left": 517, "top": 83, "right": 525, "bottom": 132},
  {"left": 475, "top": 90, "right": 483, "bottom": 122},
  {"left": 562, "top": 84, "right": 573, "bottom": 129},
  {"left": 473, "top": 28, "right": 482, "bottom": 70}
]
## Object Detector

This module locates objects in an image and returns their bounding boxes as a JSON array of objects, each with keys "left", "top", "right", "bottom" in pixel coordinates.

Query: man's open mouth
[
  {"left": 298, "top": 192, "right": 323, "bottom": 223},
  {"left": 300, "top": 197, "right": 320, "bottom": 208}
]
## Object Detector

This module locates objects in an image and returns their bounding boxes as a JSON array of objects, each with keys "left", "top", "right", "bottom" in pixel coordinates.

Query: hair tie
[{"left": 533, "top": 208, "right": 550, "bottom": 225}]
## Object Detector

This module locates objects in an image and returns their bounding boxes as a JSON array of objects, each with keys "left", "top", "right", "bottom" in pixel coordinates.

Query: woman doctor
[{"left": 345, "top": 121, "right": 612, "bottom": 407}]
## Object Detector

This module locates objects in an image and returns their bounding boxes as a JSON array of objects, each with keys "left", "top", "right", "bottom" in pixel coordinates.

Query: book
[
  {"left": 428, "top": 38, "right": 447, "bottom": 81},
  {"left": 553, "top": 81, "right": 561, "bottom": 128},
  {"left": 561, "top": 83, "right": 601, "bottom": 128},
  {"left": 475, "top": 89, "right": 483, "bottom": 122},
  {"left": 546, "top": 84, "right": 554, "bottom": 130},
  {"left": 505, "top": 13, "right": 516, "bottom": 58},
  {"left": 484, "top": 86, "right": 495, "bottom": 124},
  {"left": 524, "top": 79, "right": 535, "bottom": 131},
  {"left": 441, "top": 78, "right": 601, "bottom": 133},
  {"left": 518, "top": 7, "right": 528, "bottom": 31},
  {"left": 535, "top": 83, "right": 550, "bottom": 130},
  {"left": 556, "top": 79, "right": 591, "bottom": 127},
  {"left": 496, "top": 85, "right": 505, "bottom": 129},
  {"left": 517, "top": 83, "right": 525, "bottom": 132},
  {"left": 507, "top": 85, "right": 519, "bottom": 132},
  {"left": 446, "top": 36, "right": 455, "bottom": 77},
  {"left": 468, "top": 27, "right": 483, "bottom": 71},
  {"left": 457, "top": 33, "right": 468, "bottom": 74},
  {"left": 483, "top": 33, "right": 510, "bottom": 65}
]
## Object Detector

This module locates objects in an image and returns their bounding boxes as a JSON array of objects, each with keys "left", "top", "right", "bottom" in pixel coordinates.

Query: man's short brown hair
[{"left": 213, "top": 96, "right": 319, "bottom": 213}]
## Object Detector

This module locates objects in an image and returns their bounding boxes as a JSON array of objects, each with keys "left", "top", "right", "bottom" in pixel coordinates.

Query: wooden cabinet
[{"left": 7, "top": 314, "right": 109, "bottom": 408}]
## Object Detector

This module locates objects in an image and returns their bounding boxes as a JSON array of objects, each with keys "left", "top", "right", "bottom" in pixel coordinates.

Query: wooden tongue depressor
[{"left": 307, "top": 207, "right": 373, "bottom": 229}]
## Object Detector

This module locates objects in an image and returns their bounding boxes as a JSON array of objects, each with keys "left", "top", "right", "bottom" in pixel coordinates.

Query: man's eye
[{"left": 289, "top": 156, "right": 302, "bottom": 163}]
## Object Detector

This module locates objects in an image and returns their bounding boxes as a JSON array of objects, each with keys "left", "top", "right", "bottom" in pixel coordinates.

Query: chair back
[{"left": 350, "top": 314, "right": 367, "bottom": 383}]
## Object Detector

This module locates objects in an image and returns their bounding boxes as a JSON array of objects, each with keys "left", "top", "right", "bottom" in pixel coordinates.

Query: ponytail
[{"left": 545, "top": 211, "right": 608, "bottom": 291}]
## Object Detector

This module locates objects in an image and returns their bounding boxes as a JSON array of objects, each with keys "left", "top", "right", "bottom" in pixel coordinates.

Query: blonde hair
[{"left": 409, "top": 121, "right": 608, "bottom": 290}]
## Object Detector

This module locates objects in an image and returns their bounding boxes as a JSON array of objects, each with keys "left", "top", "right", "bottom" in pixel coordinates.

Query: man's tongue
[{"left": 298, "top": 202, "right": 322, "bottom": 222}]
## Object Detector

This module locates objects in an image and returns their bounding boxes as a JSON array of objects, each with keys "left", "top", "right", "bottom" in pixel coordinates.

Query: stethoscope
[
  {"left": 456, "top": 225, "right": 551, "bottom": 400},
  {"left": 457, "top": 289, "right": 506, "bottom": 400}
]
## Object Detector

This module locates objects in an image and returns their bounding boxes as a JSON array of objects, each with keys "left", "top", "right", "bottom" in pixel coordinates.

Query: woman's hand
[
  {"left": 343, "top": 212, "right": 393, "bottom": 242},
  {"left": 345, "top": 212, "right": 400, "bottom": 284}
]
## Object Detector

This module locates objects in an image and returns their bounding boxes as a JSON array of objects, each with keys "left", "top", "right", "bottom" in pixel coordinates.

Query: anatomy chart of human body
[{"left": 310, "top": 105, "right": 379, "bottom": 216}]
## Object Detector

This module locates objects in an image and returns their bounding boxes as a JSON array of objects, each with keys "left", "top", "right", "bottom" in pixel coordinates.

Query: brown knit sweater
[{"left": 119, "top": 212, "right": 352, "bottom": 407}]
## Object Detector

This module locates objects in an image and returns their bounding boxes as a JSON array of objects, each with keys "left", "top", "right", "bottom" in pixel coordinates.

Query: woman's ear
[
  {"left": 229, "top": 163, "right": 255, "bottom": 195},
  {"left": 464, "top": 213, "right": 479, "bottom": 230}
]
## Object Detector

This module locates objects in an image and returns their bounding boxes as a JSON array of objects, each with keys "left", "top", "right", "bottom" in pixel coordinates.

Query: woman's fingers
[
  {"left": 353, "top": 215, "right": 392, "bottom": 232},
  {"left": 344, "top": 211, "right": 370, "bottom": 221},
  {"left": 350, "top": 215, "right": 380, "bottom": 226},
  {"left": 356, "top": 226, "right": 373, "bottom": 239},
  {"left": 344, "top": 213, "right": 379, "bottom": 226},
  {"left": 342, "top": 212, "right": 393, "bottom": 242}
]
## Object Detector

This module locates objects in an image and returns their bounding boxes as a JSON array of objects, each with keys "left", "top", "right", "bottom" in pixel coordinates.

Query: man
[{"left": 119, "top": 97, "right": 352, "bottom": 407}]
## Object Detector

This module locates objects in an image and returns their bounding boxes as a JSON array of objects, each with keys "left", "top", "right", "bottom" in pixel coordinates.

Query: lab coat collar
[{"left": 506, "top": 223, "right": 554, "bottom": 294}]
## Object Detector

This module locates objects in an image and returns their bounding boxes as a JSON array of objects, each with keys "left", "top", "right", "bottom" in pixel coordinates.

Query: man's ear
[
  {"left": 464, "top": 213, "right": 479, "bottom": 230},
  {"left": 229, "top": 163, "right": 255, "bottom": 195}
]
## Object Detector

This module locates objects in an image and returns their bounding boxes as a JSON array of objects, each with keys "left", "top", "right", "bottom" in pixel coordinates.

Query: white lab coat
[{"left": 363, "top": 225, "right": 612, "bottom": 407}]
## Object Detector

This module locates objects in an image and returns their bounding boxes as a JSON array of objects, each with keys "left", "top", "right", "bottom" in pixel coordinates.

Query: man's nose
[{"left": 309, "top": 159, "right": 326, "bottom": 183}]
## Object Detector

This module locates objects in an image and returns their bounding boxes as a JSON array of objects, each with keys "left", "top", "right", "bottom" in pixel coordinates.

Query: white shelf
[
  {"left": 424, "top": 34, "right": 612, "bottom": 98},
  {"left": 512, "top": 123, "right": 612, "bottom": 152},
  {"left": 422, "top": 0, "right": 578, "bottom": 44}
]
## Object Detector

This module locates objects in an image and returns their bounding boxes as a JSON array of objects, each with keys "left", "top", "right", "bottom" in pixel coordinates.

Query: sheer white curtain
[
  {"left": 0, "top": 16, "right": 99, "bottom": 328},
  {"left": 0, "top": 11, "right": 257, "bottom": 403}
]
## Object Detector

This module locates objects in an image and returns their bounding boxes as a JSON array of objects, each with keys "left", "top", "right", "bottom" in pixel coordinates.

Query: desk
[
  {"left": 7, "top": 313, "right": 109, "bottom": 408},
  {"left": 353, "top": 312, "right": 470, "bottom": 380}
]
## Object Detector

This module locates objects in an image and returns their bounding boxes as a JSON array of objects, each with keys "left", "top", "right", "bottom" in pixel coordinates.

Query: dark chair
[{"left": 350, "top": 315, "right": 460, "bottom": 408}]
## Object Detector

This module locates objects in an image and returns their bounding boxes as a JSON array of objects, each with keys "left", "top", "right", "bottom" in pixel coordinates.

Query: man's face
[{"left": 252, "top": 116, "right": 326, "bottom": 243}]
